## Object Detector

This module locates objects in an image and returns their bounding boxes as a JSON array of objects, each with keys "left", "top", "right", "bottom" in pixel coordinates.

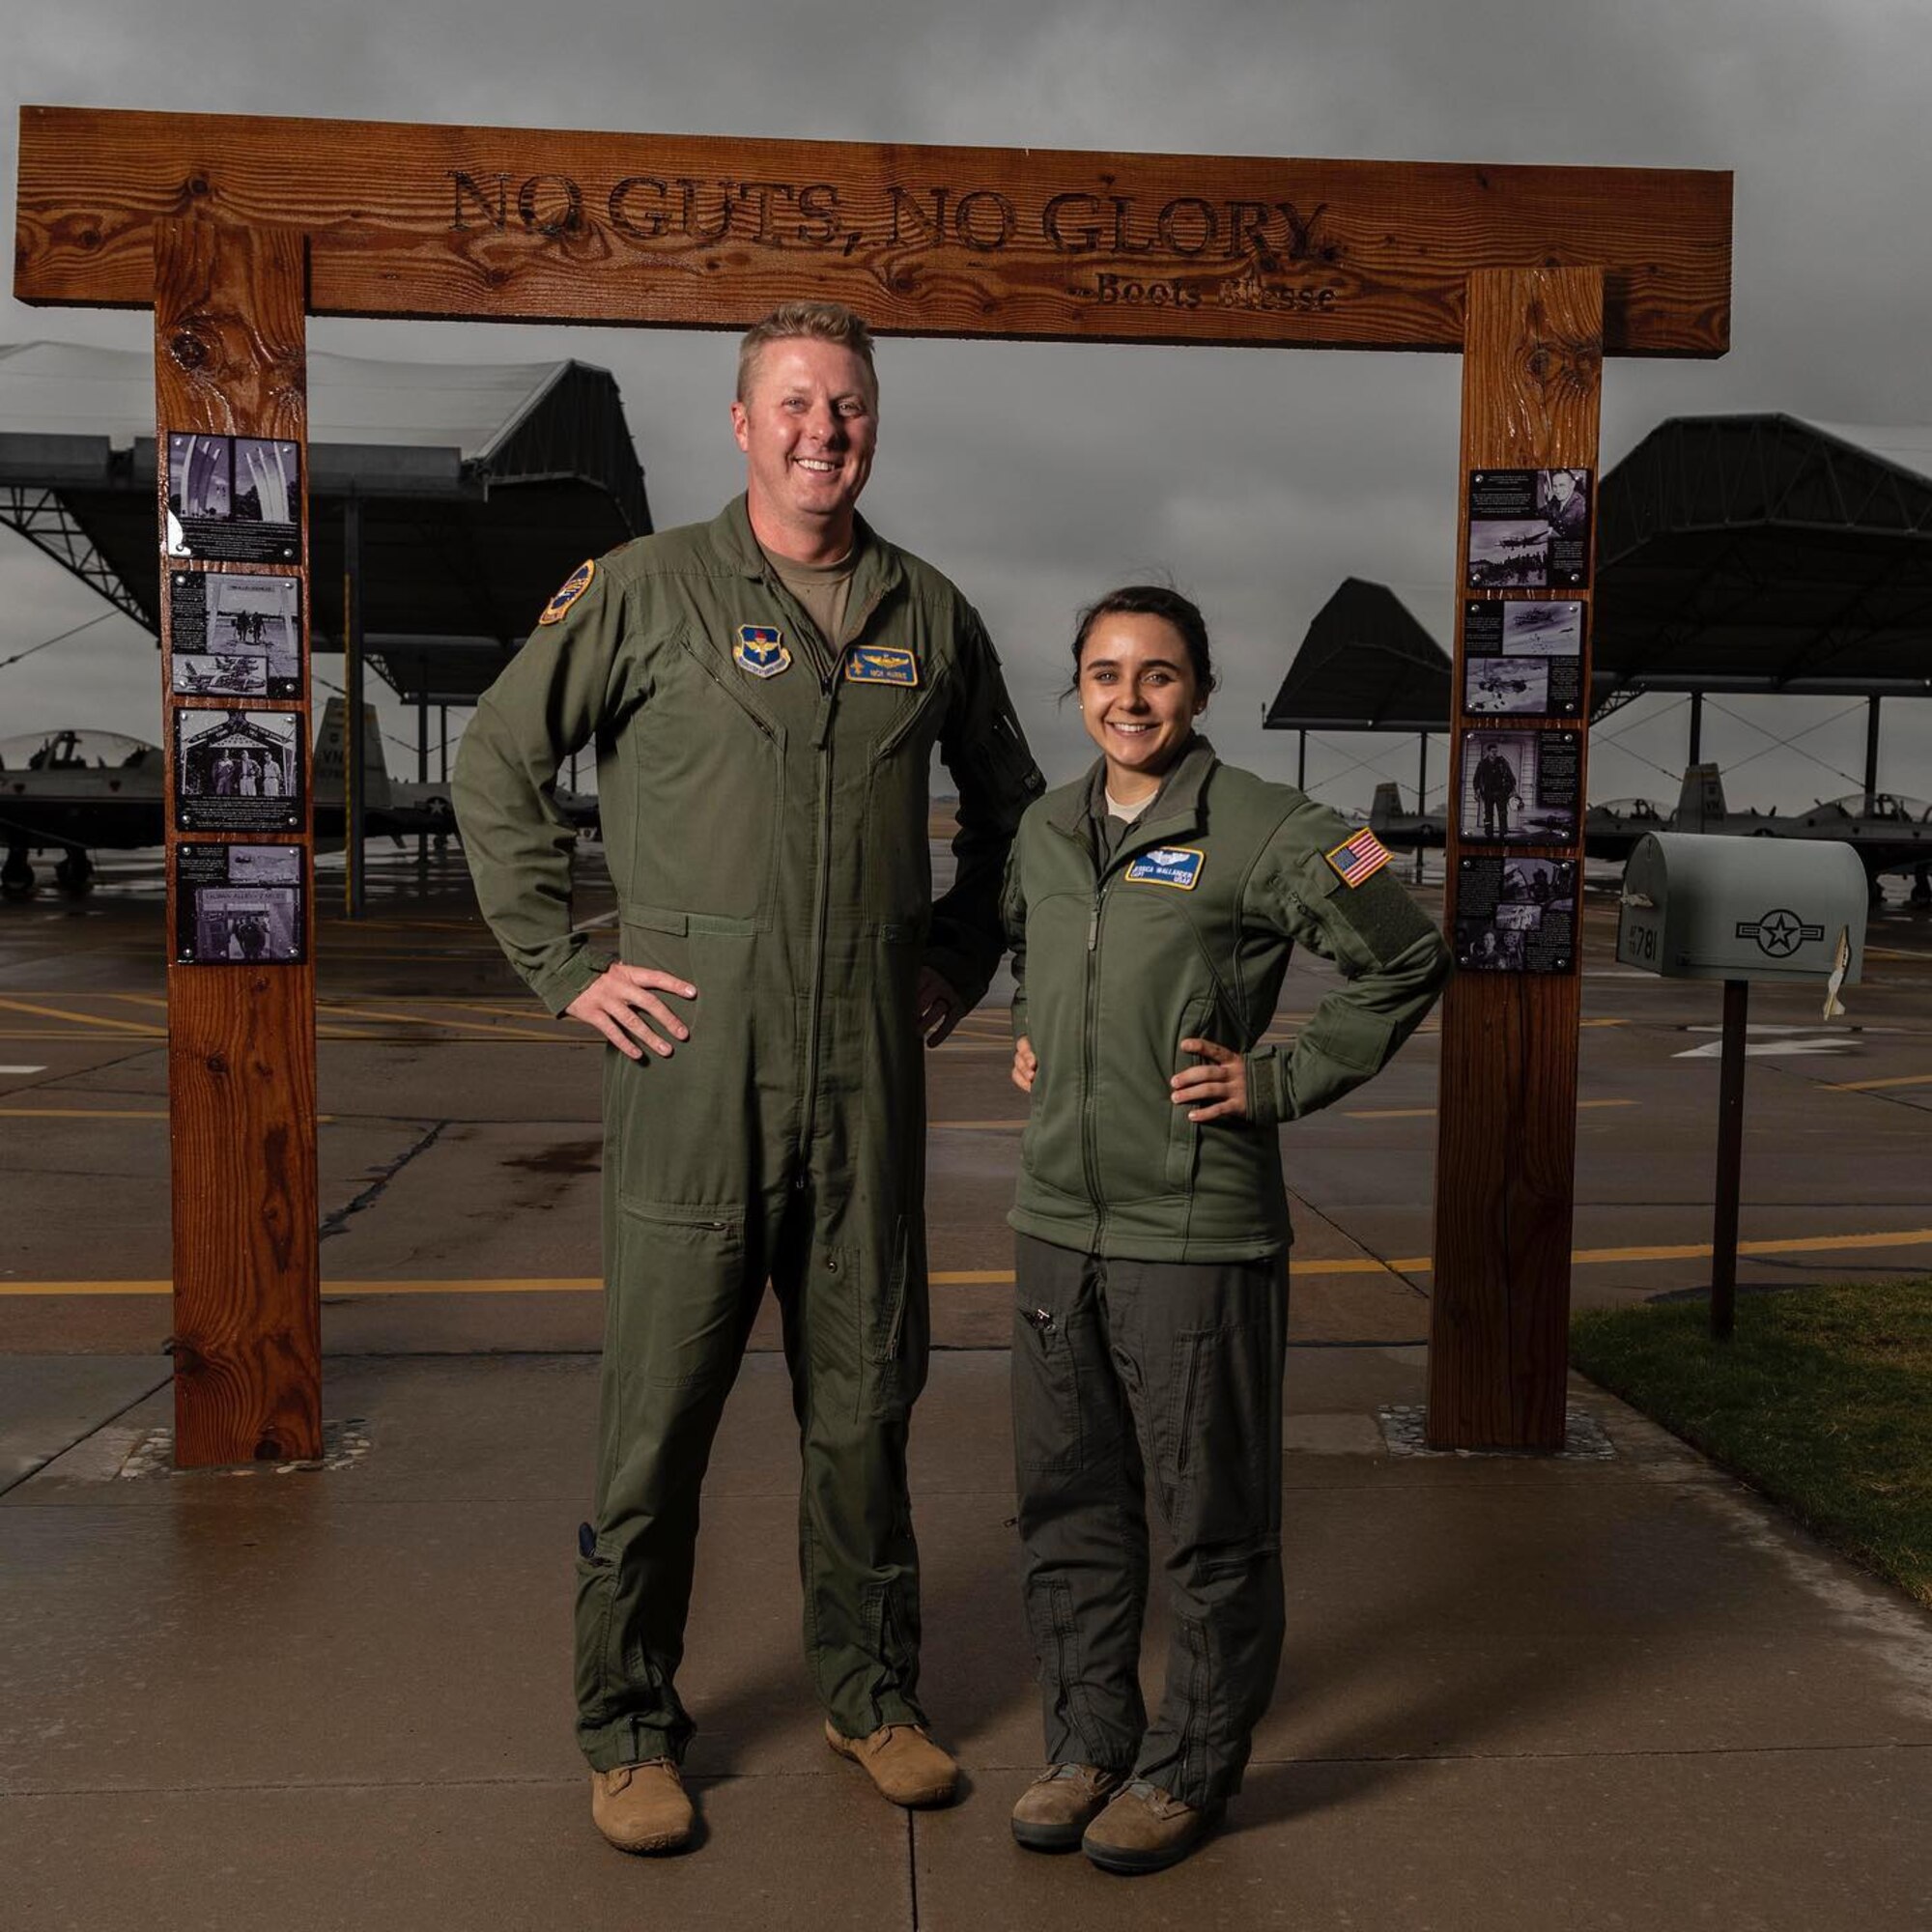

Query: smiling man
[{"left": 454, "top": 302, "right": 1043, "bottom": 1856}]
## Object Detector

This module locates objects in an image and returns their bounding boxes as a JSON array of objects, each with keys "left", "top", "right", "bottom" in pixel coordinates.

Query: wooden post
[
  {"left": 1427, "top": 267, "right": 1604, "bottom": 1451},
  {"left": 155, "top": 216, "right": 322, "bottom": 1467}
]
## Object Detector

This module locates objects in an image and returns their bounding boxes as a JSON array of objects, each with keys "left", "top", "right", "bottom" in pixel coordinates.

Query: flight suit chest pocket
[{"left": 623, "top": 633, "right": 784, "bottom": 924}]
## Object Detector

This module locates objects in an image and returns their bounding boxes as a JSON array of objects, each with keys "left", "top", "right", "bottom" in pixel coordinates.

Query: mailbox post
[{"left": 1617, "top": 834, "right": 1867, "bottom": 1338}]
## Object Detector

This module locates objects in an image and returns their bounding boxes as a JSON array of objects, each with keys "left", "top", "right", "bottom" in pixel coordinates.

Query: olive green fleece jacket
[{"left": 1002, "top": 738, "right": 1452, "bottom": 1262}]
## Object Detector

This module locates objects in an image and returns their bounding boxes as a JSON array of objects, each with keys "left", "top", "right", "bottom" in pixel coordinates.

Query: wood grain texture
[
  {"left": 1427, "top": 268, "right": 1604, "bottom": 1452},
  {"left": 19, "top": 107, "right": 1731, "bottom": 355},
  {"left": 156, "top": 215, "right": 321, "bottom": 1467}
]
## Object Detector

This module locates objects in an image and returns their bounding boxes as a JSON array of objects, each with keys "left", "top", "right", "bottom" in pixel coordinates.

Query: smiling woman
[{"left": 1000, "top": 582, "right": 1452, "bottom": 1871}]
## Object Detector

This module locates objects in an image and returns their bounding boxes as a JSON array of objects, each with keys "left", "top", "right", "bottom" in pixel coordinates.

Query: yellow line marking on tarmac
[
  {"left": 1825, "top": 1072, "right": 1932, "bottom": 1093},
  {"left": 0, "top": 1108, "right": 338, "bottom": 1122},
  {"left": 12, "top": 1226, "right": 1932, "bottom": 1296},
  {"left": 316, "top": 999, "right": 568, "bottom": 1041},
  {"left": 1344, "top": 1099, "right": 1635, "bottom": 1120},
  {"left": 0, "top": 996, "right": 164, "bottom": 1037}
]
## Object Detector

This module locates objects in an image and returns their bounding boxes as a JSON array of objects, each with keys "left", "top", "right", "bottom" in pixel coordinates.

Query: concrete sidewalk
[{"left": 3, "top": 1338, "right": 1928, "bottom": 1931}]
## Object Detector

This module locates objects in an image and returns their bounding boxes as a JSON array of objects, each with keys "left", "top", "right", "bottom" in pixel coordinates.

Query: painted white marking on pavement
[{"left": 1674, "top": 1037, "right": 1857, "bottom": 1059}]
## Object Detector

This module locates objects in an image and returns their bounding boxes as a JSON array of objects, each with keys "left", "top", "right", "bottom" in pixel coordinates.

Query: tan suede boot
[
  {"left": 589, "top": 1759, "right": 694, "bottom": 1854},
  {"left": 824, "top": 1719, "right": 959, "bottom": 1807},
  {"left": 1009, "top": 1763, "right": 1125, "bottom": 1852},
  {"left": 1082, "top": 1778, "right": 1221, "bottom": 1874}
]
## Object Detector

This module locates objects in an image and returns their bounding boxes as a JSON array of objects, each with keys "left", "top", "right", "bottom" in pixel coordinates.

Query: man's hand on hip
[
  {"left": 917, "top": 966, "right": 966, "bottom": 1047},
  {"left": 567, "top": 962, "right": 697, "bottom": 1060}
]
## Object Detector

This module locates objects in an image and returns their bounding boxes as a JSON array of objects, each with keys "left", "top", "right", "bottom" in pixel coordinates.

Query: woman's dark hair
[{"left": 1067, "top": 583, "right": 1218, "bottom": 699}]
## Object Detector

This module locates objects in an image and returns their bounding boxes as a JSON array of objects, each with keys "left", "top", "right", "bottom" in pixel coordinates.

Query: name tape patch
[
  {"left": 734, "top": 625, "right": 792, "bottom": 679},
  {"left": 1325, "top": 828, "right": 1391, "bottom": 888},
  {"left": 844, "top": 644, "right": 921, "bottom": 687},
  {"left": 1124, "top": 846, "right": 1205, "bottom": 891},
  {"left": 538, "top": 559, "right": 595, "bottom": 626}
]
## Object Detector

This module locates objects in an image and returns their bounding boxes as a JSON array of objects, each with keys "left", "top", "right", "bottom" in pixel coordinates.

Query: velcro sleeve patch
[{"left": 538, "top": 559, "right": 595, "bottom": 626}]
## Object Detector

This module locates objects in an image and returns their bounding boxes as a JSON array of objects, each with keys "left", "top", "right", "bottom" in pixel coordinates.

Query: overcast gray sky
[{"left": 5, "top": 0, "right": 1930, "bottom": 814}]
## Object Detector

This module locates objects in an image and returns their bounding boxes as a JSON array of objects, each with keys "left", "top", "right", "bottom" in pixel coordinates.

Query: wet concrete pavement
[{"left": 2, "top": 841, "right": 1929, "bottom": 1928}]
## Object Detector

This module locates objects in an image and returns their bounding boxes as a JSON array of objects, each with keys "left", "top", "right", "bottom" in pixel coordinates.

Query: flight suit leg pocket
[{"left": 613, "top": 1203, "right": 751, "bottom": 1390}]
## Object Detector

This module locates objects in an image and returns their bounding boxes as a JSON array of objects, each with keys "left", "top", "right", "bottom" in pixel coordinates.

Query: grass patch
[{"left": 1571, "top": 1278, "right": 1932, "bottom": 1609}]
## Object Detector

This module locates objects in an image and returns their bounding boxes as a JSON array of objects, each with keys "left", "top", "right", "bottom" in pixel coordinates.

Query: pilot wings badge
[
  {"left": 1123, "top": 846, "right": 1205, "bottom": 890},
  {"left": 733, "top": 625, "right": 792, "bottom": 679},
  {"left": 843, "top": 644, "right": 920, "bottom": 686}
]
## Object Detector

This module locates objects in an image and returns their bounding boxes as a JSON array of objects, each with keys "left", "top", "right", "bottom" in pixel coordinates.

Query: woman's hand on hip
[
  {"left": 1011, "top": 1036, "right": 1037, "bottom": 1094},
  {"left": 1172, "top": 1037, "right": 1247, "bottom": 1122}
]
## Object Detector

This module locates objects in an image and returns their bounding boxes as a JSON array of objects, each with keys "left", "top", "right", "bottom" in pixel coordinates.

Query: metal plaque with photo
[
  {"left": 172, "top": 708, "right": 303, "bottom": 833},
  {"left": 1463, "top": 599, "right": 1584, "bottom": 714},
  {"left": 174, "top": 842, "right": 305, "bottom": 965},
  {"left": 164, "top": 434, "right": 301, "bottom": 564},
  {"left": 168, "top": 570, "right": 303, "bottom": 697},
  {"left": 1465, "top": 469, "right": 1592, "bottom": 588},
  {"left": 1459, "top": 727, "right": 1581, "bottom": 845},
  {"left": 1455, "top": 857, "right": 1577, "bottom": 973}
]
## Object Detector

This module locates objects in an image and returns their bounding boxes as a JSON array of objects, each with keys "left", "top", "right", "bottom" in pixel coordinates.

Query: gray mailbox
[
  {"left": 1616, "top": 833, "right": 1866, "bottom": 985},
  {"left": 1615, "top": 832, "right": 1868, "bottom": 1343}
]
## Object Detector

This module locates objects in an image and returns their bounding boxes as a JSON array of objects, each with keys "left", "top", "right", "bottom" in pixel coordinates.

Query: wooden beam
[
  {"left": 18, "top": 107, "right": 1731, "bottom": 355},
  {"left": 1427, "top": 267, "right": 1603, "bottom": 1451},
  {"left": 156, "top": 215, "right": 322, "bottom": 1467}
]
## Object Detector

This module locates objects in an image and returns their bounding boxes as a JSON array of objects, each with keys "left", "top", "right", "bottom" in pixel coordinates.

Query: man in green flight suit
[{"left": 454, "top": 302, "right": 1043, "bottom": 1855}]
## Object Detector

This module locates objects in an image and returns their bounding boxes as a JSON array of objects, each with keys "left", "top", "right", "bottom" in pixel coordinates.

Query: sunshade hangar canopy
[
  {"left": 1263, "top": 577, "right": 1451, "bottom": 732},
  {"left": 1593, "top": 414, "right": 1932, "bottom": 705},
  {"left": 0, "top": 340, "right": 650, "bottom": 704}
]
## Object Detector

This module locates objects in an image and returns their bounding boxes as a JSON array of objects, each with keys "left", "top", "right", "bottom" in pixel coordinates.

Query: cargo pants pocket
[
  {"left": 1011, "top": 1298, "right": 1084, "bottom": 1475},
  {"left": 1162, "top": 1323, "right": 1273, "bottom": 1548}
]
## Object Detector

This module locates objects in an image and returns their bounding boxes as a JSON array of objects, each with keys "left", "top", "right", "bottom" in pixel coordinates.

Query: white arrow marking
[{"left": 1674, "top": 1037, "right": 1856, "bottom": 1059}]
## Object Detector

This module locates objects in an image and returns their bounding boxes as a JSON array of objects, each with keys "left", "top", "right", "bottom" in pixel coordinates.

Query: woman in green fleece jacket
[{"left": 1001, "top": 585, "right": 1451, "bottom": 1875}]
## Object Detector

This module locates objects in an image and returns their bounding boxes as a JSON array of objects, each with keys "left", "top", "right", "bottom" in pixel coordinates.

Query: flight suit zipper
[
  {"left": 792, "top": 580, "right": 893, "bottom": 1180},
  {"left": 1082, "top": 878, "right": 1107, "bottom": 1238}
]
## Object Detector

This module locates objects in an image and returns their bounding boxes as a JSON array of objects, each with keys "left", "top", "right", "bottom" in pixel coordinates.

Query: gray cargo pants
[{"left": 1010, "top": 1233, "right": 1288, "bottom": 1810}]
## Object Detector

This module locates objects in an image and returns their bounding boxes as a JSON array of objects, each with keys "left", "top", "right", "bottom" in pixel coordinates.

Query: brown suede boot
[
  {"left": 1082, "top": 1778, "right": 1222, "bottom": 1874},
  {"left": 589, "top": 1759, "right": 694, "bottom": 1854},
  {"left": 1009, "top": 1763, "right": 1125, "bottom": 1852},
  {"left": 824, "top": 1719, "right": 959, "bottom": 1807}
]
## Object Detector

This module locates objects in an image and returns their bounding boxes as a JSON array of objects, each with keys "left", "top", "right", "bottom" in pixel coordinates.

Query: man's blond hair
[{"left": 736, "top": 302, "right": 877, "bottom": 402}]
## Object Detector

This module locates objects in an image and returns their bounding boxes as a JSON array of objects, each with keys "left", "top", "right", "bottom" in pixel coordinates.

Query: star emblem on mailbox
[{"left": 1734, "top": 906, "right": 1822, "bottom": 958}]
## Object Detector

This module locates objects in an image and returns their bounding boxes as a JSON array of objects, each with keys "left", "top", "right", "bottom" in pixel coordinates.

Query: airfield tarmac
[
  {"left": 5, "top": 838, "right": 1931, "bottom": 1929},
  {"left": 2, "top": 837, "right": 1930, "bottom": 1353}
]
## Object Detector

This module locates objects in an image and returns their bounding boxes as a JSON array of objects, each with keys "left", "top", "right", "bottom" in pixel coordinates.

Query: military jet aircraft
[
  {"left": 1671, "top": 764, "right": 1932, "bottom": 903},
  {"left": 0, "top": 728, "right": 163, "bottom": 895},
  {"left": 0, "top": 701, "right": 595, "bottom": 897}
]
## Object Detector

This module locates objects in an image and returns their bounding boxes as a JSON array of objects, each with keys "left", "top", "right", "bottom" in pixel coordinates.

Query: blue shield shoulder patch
[
  {"left": 538, "top": 559, "right": 595, "bottom": 626},
  {"left": 843, "top": 644, "right": 921, "bottom": 687},
  {"left": 734, "top": 625, "right": 792, "bottom": 680},
  {"left": 1123, "top": 846, "right": 1205, "bottom": 891}
]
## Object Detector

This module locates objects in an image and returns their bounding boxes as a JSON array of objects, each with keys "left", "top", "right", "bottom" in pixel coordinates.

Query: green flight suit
[
  {"left": 1002, "top": 738, "right": 1450, "bottom": 1806},
  {"left": 453, "top": 497, "right": 1042, "bottom": 1769}
]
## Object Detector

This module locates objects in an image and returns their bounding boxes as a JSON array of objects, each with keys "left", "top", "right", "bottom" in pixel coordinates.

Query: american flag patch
[{"left": 1324, "top": 828, "right": 1392, "bottom": 888}]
